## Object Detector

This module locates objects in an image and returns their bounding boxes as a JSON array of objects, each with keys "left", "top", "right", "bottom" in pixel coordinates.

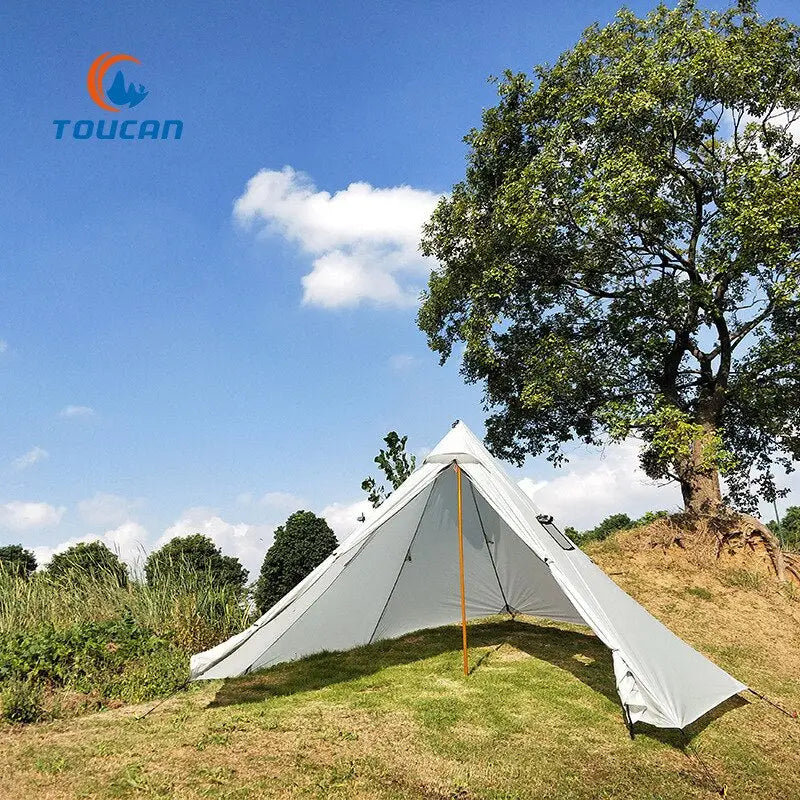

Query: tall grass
[
  {"left": 0, "top": 563, "right": 255, "bottom": 721},
  {"left": 0, "top": 563, "right": 253, "bottom": 661}
]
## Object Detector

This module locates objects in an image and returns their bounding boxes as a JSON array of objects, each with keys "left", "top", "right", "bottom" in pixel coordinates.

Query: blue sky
[{"left": 2, "top": 0, "right": 797, "bottom": 575}]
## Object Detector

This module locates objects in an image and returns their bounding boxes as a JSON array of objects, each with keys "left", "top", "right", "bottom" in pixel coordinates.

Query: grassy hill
[{"left": 1, "top": 528, "right": 798, "bottom": 800}]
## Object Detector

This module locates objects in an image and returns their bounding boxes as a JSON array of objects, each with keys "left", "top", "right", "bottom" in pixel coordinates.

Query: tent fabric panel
[
  {"left": 471, "top": 489, "right": 584, "bottom": 624},
  {"left": 194, "top": 544, "right": 356, "bottom": 679},
  {"left": 557, "top": 555, "right": 748, "bottom": 728},
  {"left": 248, "top": 481, "right": 436, "bottom": 671},
  {"left": 373, "top": 468, "right": 506, "bottom": 641},
  {"left": 191, "top": 467, "right": 441, "bottom": 680}
]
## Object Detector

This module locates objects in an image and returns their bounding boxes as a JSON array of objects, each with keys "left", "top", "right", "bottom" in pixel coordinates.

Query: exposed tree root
[{"left": 642, "top": 507, "right": 800, "bottom": 585}]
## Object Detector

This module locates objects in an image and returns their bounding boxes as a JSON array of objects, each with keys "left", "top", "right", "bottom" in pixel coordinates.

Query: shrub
[
  {"left": 47, "top": 542, "right": 128, "bottom": 586},
  {"left": 0, "top": 565, "right": 253, "bottom": 723},
  {"left": 0, "top": 545, "right": 37, "bottom": 579},
  {"left": 144, "top": 534, "right": 248, "bottom": 592},
  {"left": 0, "top": 613, "right": 188, "bottom": 702},
  {"left": 775, "top": 506, "right": 800, "bottom": 552},
  {"left": 1, "top": 677, "right": 44, "bottom": 724},
  {"left": 578, "top": 513, "right": 633, "bottom": 544},
  {"left": 572, "top": 510, "right": 670, "bottom": 546},
  {"left": 632, "top": 510, "right": 669, "bottom": 527}
]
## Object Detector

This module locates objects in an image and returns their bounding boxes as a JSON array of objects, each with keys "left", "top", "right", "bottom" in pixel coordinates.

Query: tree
[
  {"left": 144, "top": 534, "right": 248, "bottom": 591},
  {"left": 0, "top": 545, "right": 37, "bottom": 579},
  {"left": 771, "top": 506, "right": 800, "bottom": 551},
  {"left": 255, "top": 511, "right": 337, "bottom": 613},
  {"left": 362, "top": 431, "right": 417, "bottom": 508},
  {"left": 418, "top": 2, "right": 800, "bottom": 517},
  {"left": 47, "top": 541, "right": 128, "bottom": 585},
  {"left": 581, "top": 513, "right": 634, "bottom": 544}
]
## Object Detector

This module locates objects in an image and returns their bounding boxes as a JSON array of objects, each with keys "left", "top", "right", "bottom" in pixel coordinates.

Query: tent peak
[{"left": 424, "top": 420, "right": 490, "bottom": 465}]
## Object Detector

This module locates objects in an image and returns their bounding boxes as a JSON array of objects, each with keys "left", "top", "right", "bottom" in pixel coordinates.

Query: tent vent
[{"left": 537, "top": 516, "right": 575, "bottom": 551}]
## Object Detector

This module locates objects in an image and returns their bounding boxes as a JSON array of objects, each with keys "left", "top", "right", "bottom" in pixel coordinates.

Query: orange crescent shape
[
  {"left": 88, "top": 52, "right": 141, "bottom": 112},
  {"left": 87, "top": 52, "right": 113, "bottom": 110}
]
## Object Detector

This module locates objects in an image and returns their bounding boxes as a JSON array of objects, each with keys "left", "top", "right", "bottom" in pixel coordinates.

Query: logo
[
  {"left": 53, "top": 52, "right": 183, "bottom": 141},
  {"left": 87, "top": 52, "right": 148, "bottom": 111}
]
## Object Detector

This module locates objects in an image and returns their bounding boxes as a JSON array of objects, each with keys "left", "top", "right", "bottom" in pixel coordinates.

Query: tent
[{"left": 191, "top": 421, "right": 747, "bottom": 731}]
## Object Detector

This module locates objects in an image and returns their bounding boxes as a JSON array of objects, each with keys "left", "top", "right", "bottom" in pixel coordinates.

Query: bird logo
[{"left": 87, "top": 52, "right": 149, "bottom": 112}]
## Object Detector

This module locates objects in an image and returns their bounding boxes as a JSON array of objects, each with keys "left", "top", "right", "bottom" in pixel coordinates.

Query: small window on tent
[{"left": 536, "top": 514, "right": 575, "bottom": 550}]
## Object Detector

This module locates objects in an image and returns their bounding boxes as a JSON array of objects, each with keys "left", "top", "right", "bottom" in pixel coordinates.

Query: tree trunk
[
  {"left": 672, "top": 418, "right": 792, "bottom": 583},
  {"left": 677, "top": 424, "right": 723, "bottom": 514}
]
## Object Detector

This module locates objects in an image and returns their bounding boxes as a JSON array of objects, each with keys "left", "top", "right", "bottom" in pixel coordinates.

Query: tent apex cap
[{"left": 424, "top": 420, "right": 487, "bottom": 465}]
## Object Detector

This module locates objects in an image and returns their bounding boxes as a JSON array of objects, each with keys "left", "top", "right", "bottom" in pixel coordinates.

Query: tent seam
[{"left": 469, "top": 479, "right": 511, "bottom": 615}]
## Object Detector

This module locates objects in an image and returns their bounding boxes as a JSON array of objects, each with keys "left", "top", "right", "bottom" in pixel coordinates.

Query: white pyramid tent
[{"left": 191, "top": 421, "right": 746, "bottom": 730}]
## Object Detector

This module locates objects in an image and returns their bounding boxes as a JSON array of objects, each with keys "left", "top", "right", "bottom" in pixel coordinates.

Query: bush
[
  {"left": 47, "top": 542, "right": 128, "bottom": 586},
  {"left": 1, "top": 677, "right": 44, "bottom": 724},
  {"left": 0, "top": 566, "right": 254, "bottom": 722},
  {"left": 573, "top": 510, "right": 670, "bottom": 546},
  {"left": 774, "top": 506, "right": 800, "bottom": 552},
  {"left": 144, "top": 534, "right": 248, "bottom": 592},
  {"left": 0, "top": 545, "right": 37, "bottom": 579},
  {"left": 0, "top": 612, "right": 189, "bottom": 704},
  {"left": 578, "top": 513, "right": 633, "bottom": 544},
  {"left": 633, "top": 510, "right": 669, "bottom": 527}
]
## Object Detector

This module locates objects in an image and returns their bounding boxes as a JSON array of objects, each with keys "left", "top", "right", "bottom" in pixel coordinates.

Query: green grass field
[{"left": 1, "top": 532, "right": 798, "bottom": 799}]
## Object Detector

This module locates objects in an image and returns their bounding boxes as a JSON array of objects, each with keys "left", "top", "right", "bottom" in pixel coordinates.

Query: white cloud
[
  {"left": 233, "top": 166, "right": 441, "bottom": 308},
  {"left": 12, "top": 446, "right": 49, "bottom": 471},
  {"left": 518, "top": 439, "right": 682, "bottom": 531},
  {"left": 157, "top": 508, "right": 274, "bottom": 578},
  {"left": 0, "top": 501, "right": 65, "bottom": 530},
  {"left": 319, "top": 498, "right": 373, "bottom": 541},
  {"left": 59, "top": 405, "right": 95, "bottom": 418},
  {"left": 78, "top": 492, "right": 140, "bottom": 527},
  {"left": 235, "top": 491, "right": 305, "bottom": 514},
  {"left": 258, "top": 491, "right": 304, "bottom": 510},
  {"left": 32, "top": 521, "right": 149, "bottom": 570},
  {"left": 0, "top": 340, "right": 7, "bottom": 354},
  {"left": 388, "top": 353, "right": 417, "bottom": 371}
]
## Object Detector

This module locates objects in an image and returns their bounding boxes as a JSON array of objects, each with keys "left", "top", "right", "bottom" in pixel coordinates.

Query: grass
[
  {"left": 685, "top": 586, "right": 713, "bottom": 601},
  {"left": 0, "top": 608, "right": 797, "bottom": 799},
  {"left": 0, "top": 568, "right": 253, "bottom": 718},
  {"left": 0, "top": 535, "right": 798, "bottom": 799},
  {"left": 0, "top": 567, "right": 251, "bottom": 651}
]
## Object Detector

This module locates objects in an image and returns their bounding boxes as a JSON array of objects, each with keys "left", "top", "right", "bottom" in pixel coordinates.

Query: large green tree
[
  {"left": 0, "top": 545, "right": 37, "bottom": 579},
  {"left": 144, "top": 534, "right": 248, "bottom": 591},
  {"left": 362, "top": 431, "right": 417, "bottom": 508},
  {"left": 419, "top": 1, "right": 800, "bottom": 517},
  {"left": 255, "top": 511, "right": 337, "bottom": 613},
  {"left": 47, "top": 541, "right": 128, "bottom": 585}
]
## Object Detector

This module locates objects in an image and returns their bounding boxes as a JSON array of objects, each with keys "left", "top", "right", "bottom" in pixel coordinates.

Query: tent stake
[
  {"left": 135, "top": 679, "right": 189, "bottom": 720},
  {"left": 622, "top": 704, "right": 635, "bottom": 739},
  {"left": 747, "top": 687, "right": 798, "bottom": 719},
  {"left": 455, "top": 464, "right": 468, "bottom": 676}
]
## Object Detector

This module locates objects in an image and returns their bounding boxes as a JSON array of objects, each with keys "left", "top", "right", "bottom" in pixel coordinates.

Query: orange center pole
[{"left": 455, "top": 464, "right": 468, "bottom": 676}]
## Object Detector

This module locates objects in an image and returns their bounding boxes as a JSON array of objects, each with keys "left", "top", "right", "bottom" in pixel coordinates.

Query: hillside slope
[{"left": 1, "top": 530, "right": 798, "bottom": 800}]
